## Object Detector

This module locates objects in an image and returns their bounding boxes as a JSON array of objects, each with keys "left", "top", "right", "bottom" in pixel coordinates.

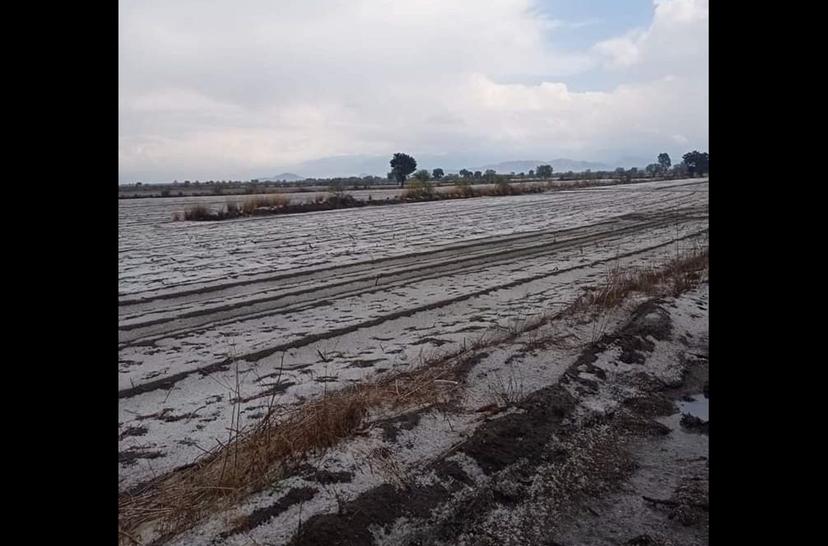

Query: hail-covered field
[{"left": 118, "top": 178, "right": 709, "bottom": 493}]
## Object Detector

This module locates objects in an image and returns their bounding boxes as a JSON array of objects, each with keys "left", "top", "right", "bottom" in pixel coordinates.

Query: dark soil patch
[
  {"left": 433, "top": 459, "right": 475, "bottom": 488},
  {"left": 295, "top": 465, "right": 355, "bottom": 485},
  {"left": 410, "top": 337, "right": 452, "bottom": 347},
  {"left": 119, "top": 425, "right": 149, "bottom": 440},
  {"left": 290, "top": 483, "right": 449, "bottom": 546},
  {"left": 223, "top": 487, "right": 317, "bottom": 538},
  {"left": 503, "top": 347, "right": 529, "bottom": 365},
  {"left": 668, "top": 474, "right": 709, "bottom": 525},
  {"left": 346, "top": 358, "right": 386, "bottom": 369},
  {"left": 679, "top": 414, "right": 709, "bottom": 434},
  {"left": 613, "top": 410, "right": 672, "bottom": 436},
  {"left": 241, "top": 381, "right": 296, "bottom": 402},
  {"left": 625, "top": 534, "right": 666, "bottom": 545},
  {"left": 571, "top": 301, "right": 673, "bottom": 371},
  {"left": 453, "top": 325, "right": 487, "bottom": 333},
  {"left": 377, "top": 411, "right": 423, "bottom": 442},
  {"left": 458, "top": 384, "right": 576, "bottom": 475},
  {"left": 119, "top": 449, "right": 164, "bottom": 466},
  {"left": 621, "top": 394, "right": 677, "bottom": 418}
]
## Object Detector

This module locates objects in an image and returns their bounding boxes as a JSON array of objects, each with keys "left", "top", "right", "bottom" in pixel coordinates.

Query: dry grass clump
[
  {"left": 402, "top": 180, "right": 436, "bottom": 200},
  {"left": 449, "top": 180, "right": 478, "bottom": 198},
  {"left": 182, "top": 204, "right": 213, "bottom": 221},
  {"left": 574, "top": 247, "right": 708, "bottom": 313},
  {"left": 488, "top": 369, "right": 526, "bottom": 407},
  {"left": 241, "top": 194, "right": 290, "bottom": 214},
  {"left": 174, "top": 195, "right": 292, "bottom": 221},
  {"left": 440, "top": 181, "right": 547, "bottom": 200}
]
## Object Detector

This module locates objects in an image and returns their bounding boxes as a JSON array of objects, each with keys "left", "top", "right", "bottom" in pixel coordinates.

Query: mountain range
[{"left": 262, "top": 154, "right": 655, "bottom": 180}]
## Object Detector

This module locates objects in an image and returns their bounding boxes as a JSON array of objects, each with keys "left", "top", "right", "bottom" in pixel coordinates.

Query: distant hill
[
  {"left": 547, "top": 158, "right": 612, "bottom": 172},
  {"left": 280, "top": 156, "right": 390, "bottom": 178},
  {"left": 610, "top": 156, "right": 652, "bottom": 170},
  {"left": 471, "top": 158, "right": 611, "bottom": 174},
  {"left": 264, "top": 154, "right": 655, "bottom": 180},
  {"left": 261, "top": 173, "right": 305, "bottom": 182}
]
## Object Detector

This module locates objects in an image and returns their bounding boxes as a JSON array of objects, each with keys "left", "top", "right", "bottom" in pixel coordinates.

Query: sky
[{"left": 119, "top": 0, "right": 708, "bottom": 183}]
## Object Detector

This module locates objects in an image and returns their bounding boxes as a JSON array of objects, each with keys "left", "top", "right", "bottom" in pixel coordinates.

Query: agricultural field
[{"left": 119, "top": 178, "right": 709, "bottom": 545}]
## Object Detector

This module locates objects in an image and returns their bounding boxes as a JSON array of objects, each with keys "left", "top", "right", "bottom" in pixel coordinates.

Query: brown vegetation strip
[{"left": 174, "top": 176, "right": 684, "bottom": 222}]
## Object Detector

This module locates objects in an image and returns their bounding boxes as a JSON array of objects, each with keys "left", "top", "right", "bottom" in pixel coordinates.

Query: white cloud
[
  {"left": 593, "top": 30, "right": 647, "bottom": 68},
  {"left": 594, "top": 0, "right": 708, "bottom": 72},
  {"left": 119, "top": 0, "right": 708, "bottom": 181}
]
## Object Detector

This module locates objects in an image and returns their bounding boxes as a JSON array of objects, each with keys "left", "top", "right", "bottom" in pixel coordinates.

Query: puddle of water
[{"left": 678, "top": 393, "right": 708, "bottom": 421}]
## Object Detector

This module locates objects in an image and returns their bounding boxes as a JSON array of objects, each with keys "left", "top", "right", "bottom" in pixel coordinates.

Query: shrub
[
  {"left": 183, "top": 204, "right": 214, "bottom": 221},
  {"left": 325, "top": 192, "right": 358, "bottom": 208},
  {"left": 241, "top": 195, "right": 289, "bottom": 214},
  {"left": 449, "top": 179, "right": 477, "bottom": 198},
  {"left": 402, "top": 179, "right": 436, "bottom": 200},
  {"left": 493, "top": 179, "right": 514, "bottom": 195},
  {"left": 413, "top": 169, "right": 431, "bottom": 182}
]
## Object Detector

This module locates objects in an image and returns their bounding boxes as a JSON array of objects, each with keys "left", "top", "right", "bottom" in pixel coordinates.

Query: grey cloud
[{"left": 119, "top": 0, "right": 708, "bottom": 182}]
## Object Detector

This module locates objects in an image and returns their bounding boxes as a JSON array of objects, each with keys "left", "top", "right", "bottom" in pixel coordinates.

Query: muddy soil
[{"left": 285, "top": 292, "right": 709, "bottom": 545}]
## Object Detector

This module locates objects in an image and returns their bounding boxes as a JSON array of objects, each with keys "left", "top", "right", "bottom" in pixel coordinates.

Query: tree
[
  {"left": 473, "top": 170, "right": 482, "bottom": 179},
  {"left": 682, "top": 151, "right": 709, "bottom": 177},
  {"left": 658, "top": 153, "right": 672, "bottom": 171},
  {"left": 536, "top": 165, "right": 553, "bottom": 178},
  {"left": 528, "top": 169, "right": 535, "bottom": 177},
  {"left": 432, "top": 168, "right": 444, "bottom": 180},
  {"left": 413, "top": 169, "right": 431, "bottom": 181},
  {"left": 646, "top": 163, "right": 660, "bottom": 177},
  {"left": 390, "top": 153, "right": 417, "bottom": 187},
  {"left": 459, "top": 169, "right": 472, "bottom": 178}
]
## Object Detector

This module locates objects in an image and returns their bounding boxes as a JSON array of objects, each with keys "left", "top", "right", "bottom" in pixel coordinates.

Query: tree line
[
  {"left": 388, "top": 150, "right": 708, "bottom": 188},
  {"left": 122, "top": 150, "right": 709, "bottom": 197}
]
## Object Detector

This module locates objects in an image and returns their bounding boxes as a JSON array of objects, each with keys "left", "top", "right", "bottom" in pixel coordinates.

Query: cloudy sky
[{"left": 119, "top": 0, "right": 708, "bottom": 183}]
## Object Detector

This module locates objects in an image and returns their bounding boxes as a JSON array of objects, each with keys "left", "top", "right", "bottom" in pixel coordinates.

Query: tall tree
[
  {"left": 390, "top": 153, "right": 417, "bottom": 187},
  {"left": 413, "top": 169, "right": 431, "bottom": 181},
  {"left": 658, "top": 153, "right": 672, "bottom": 171},
  {"left": 536, "top": 165, "right": 553, "bottom": 178},
  {"left": 682, "top": 151, "right": 709, "bottom": 177}
]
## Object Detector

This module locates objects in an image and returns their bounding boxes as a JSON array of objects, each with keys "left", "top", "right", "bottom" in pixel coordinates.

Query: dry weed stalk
[{"left": 119, "top": 347, "right": 476, "bottom": 543}]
